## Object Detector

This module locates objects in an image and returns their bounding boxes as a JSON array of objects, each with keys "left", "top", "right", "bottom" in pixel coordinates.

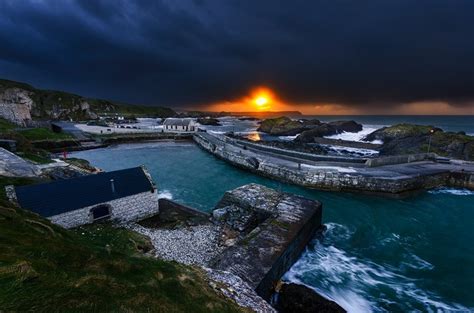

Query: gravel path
[{"left": 128, "top": 223, "right": 224, "bottom": 266}]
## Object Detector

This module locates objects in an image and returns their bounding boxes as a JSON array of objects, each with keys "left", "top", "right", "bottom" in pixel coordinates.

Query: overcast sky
[{"left": 1, "top": 0, "right": 473, "bottom": 114}]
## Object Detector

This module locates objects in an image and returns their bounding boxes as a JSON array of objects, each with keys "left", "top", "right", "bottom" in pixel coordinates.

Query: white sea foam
[
  {"left": 278, "top": 135, "right": 298, "bottom": 141},
  {"left": 324, "top": 126, "right": 383, "bottom": 143},
  {"left": 157, "top": 190, "right": 173, "bottom": 199},
  {"left": 322, "top": 144, "right": 379, "bottom": 157},
  {"left": 428, "top": 188, "right": 474, "bottom": 196},
  {"left": 283, "top": 223, "right": 472, "bottom": 313},
  {"left": 208, "top": 130, "right": 227, "bottom": 134}
]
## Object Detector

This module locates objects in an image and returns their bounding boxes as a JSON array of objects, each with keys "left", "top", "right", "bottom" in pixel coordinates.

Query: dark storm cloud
[{"left": 0, "top": 0, "right": 473, "bottom": 108}]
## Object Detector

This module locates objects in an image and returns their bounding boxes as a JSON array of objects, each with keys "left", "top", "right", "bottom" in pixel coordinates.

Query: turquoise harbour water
[{"left": 72, "top": 141, "right": 474, "bottom": 312}]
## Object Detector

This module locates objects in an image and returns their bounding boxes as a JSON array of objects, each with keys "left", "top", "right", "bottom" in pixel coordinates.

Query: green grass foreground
[{"left": 0, "top": 189, "right": 245, "bottom": 312}]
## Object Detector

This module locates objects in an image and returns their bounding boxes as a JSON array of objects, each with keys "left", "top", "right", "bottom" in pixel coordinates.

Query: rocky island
[
  {"left": 257, "top": 116, "right": 362, "bottom": 139},
  {"left": 364, "top": 123, "right": 474, "bottom": 160}
]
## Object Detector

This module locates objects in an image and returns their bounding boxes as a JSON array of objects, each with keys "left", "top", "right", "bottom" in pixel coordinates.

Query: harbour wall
[
  {"left": 194, "top": 133, "right": 473, "bottom": 196},
  {"left": 365, "top": 153, "right": 436, "bottom": 167}
]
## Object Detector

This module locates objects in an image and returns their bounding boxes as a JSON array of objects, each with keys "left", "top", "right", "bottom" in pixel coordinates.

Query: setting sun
[
  {"left": 255, "top": 96, "right": 268, "bottom": 106},
  {"left": 251, "top": 88, "right": 274, "bottom": 111}
]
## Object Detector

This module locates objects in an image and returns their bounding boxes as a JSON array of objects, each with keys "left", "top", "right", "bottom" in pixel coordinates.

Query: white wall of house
[
  {"left": 49, "top": 190, "right": 159, "bottom": 228},
  {"left": 163, "top": 122, "right": 197, "bottom": 132}
]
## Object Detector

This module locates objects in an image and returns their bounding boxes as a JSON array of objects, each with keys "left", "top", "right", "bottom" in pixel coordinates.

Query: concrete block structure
[{"left": 13, "top": 166, "right": 159, "bottom": 228}]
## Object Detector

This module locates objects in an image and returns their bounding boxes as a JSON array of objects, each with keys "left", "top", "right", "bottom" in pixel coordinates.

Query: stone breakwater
[
  {"left": 210, "top": 183, "right": 323, "bottom": 301},
  {"left": 193, "top": 132, "right": 474, "bottom": 196}
]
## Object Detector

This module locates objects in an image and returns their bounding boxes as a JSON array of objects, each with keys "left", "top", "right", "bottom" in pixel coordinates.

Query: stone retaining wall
[
  {"left": 158, "top": 198, "right": 210, "bottom": 219},
  {"left": 226, "top": 135, "right": 367, "bottom": 164},
  {"left": 365, "top": 153, "right": 436, "bottom": 167},
  {"left": 49, "top": 190, "right": 159, "bottom": 228}
]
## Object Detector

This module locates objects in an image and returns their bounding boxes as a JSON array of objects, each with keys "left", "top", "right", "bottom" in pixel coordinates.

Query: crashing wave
[{"left": 428, "top": 188, "right": 474, "bottom": 196}]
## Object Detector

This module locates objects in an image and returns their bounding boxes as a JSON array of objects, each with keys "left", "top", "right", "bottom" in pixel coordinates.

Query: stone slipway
[
  {"left": 194, "top": 132, "right": 474, "bottom": 196},
  {"left": 0, "top": 147, "right": 40, "bottom": 177}
]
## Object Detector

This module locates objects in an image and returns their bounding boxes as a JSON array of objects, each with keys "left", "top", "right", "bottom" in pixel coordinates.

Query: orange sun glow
[{"left": 251, "top": 88, "right": 273, "bottom": 111}]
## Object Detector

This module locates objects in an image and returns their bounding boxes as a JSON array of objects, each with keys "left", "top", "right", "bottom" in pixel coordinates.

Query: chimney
[{"left": 110, "top": 179, "right": 115, "bottom": 193}]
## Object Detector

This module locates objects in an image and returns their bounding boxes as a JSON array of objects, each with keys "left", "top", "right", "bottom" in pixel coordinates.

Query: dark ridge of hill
[{"left": 0, "top": 78, "right": 176, "bottom": 125}]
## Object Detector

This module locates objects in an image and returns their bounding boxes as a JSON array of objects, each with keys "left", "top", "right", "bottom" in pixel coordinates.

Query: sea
[{"left": 71, "top": 115, "right": 474, "bottom": 312}]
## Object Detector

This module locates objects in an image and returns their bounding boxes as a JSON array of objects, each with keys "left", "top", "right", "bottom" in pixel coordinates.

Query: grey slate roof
[
  {"left": 163, "top": 118, "right": 194, "bottom": 127},
  {"left": 15, "top": 167, "right": 154, "bottom": 217}
]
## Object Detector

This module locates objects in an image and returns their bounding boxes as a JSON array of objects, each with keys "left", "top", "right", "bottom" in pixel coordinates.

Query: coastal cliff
[{"left": 0, "top": 78, "right": 176, "bottom": 126}]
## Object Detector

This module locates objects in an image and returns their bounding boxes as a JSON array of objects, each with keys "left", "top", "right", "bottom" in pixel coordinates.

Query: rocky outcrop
[
  {"left": 328, "top": 120, "right": 363, "bottom": 133},
  {"left": 364, "top": 124, "right": 474, "bottom": 160},
  {"left": 276, "top": 283, "right": 346, "bottom": 313},
  {"left": 197, "top": 117, "right": 222, "bottom": 126},
  {"left": 364, "top": 123, "right": 439, "bottom": 142},
  {"left": 0, "top": 88, "right": 34, "bottom": 126},
  {"left": 257, "top": 116, "right": 322, "bottom": 136},
  {"left": 295, "top": 120, "right": 363, "bottom": 143}
]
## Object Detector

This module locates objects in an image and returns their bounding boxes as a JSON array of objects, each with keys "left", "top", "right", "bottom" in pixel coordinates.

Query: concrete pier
[
  {"left": 209, "top": 183, "right": 323, "bottom": 301},
  {"left": 194, "top": 132, "right": 474, "bottom": 196}
]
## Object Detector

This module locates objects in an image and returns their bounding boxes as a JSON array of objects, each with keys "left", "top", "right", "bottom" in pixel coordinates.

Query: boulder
[
  {"left": 212, "top": 207, "right": 229, "bottom": 221},
  {"left": 197, "top": 117, "right": 222, "bottom": 126},
  {"left": 295, "top": 124, "right": 337, "bottom": 143},
  {"left": 276, "top": 283, "right": 346, "bottom": 313},
  {"left": 257, "top": 117, "right": 305, "bottom": 136},
  {"left": 294, "top": 120, "right": 362, "bottom": 143},
  {"left": 328, "top": 120, "right": 363, "bottom": 133},
  {"left": 257, "top": 117, "right": 323, "bottom": 136}
]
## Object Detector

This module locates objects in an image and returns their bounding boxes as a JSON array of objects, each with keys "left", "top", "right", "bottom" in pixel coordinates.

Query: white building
[
  {"left": 162, "top": 118, "right": 197, "bottom": 132},
  {"left": 12, "top": 166, "right": 159, "bottom": 229}
]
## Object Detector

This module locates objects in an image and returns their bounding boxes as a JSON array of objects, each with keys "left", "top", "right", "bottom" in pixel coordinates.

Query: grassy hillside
[
  {"left": 0, "top": 78, "right": 176, "bottom": 120},
  {"left": 0, "top": 186, "right": 245, "bottom": 312},
  {"left": 0, "top": 117, "right": 71, "bottom": 164}
]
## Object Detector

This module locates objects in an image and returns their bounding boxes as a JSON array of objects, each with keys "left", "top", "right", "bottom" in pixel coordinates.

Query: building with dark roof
[
  {"left": 162, "top": 118, "right": 197, "bottom": 132},
  {"left": 13, "top": 166, "right": 159, "bottom": 228}
]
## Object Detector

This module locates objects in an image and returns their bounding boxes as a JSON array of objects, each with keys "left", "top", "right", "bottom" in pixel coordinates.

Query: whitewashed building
[
  {"left": 162, "top": 118, "right": 197, "bottom": 132},
  {"left": 13, "top": 166, "right": 159, "bottom": 228}
]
